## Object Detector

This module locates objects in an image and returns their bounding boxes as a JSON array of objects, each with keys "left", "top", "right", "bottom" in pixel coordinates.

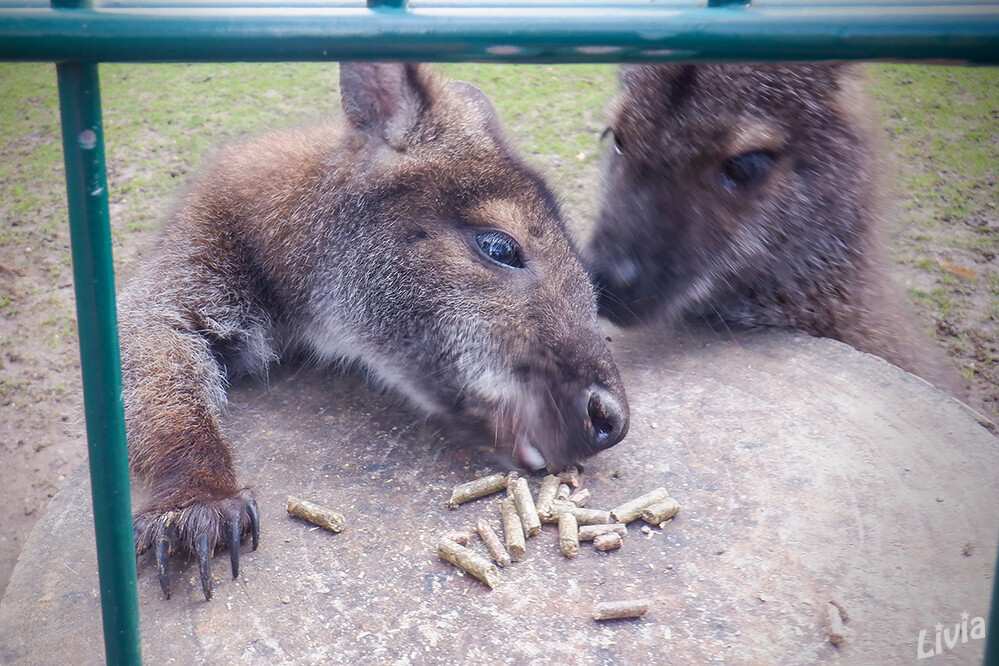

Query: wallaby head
[
  {"left": 587, "top": 63, "right": 879, "bottom": 329},
  {"left": 311, "top": 63, "right": 629, "bottom": 470},
  {"left": 584, "top": 64, "right": 955, "bottom": 388}
]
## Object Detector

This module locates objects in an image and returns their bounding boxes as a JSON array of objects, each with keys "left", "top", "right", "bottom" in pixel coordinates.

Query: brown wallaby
[
  {"left": 118, "top": 62, "right": 629, "bottom": 601},
  {"left": 585, "top": 63, "right": 957, "bottom": 391}
]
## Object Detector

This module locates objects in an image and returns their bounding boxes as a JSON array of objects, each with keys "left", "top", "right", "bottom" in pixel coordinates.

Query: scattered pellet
[
  {"left": 446, "top": 473, "right": 508, "bottom": 508},
  {"left": 610, "top": 487, "right": 671, "bottom": 524},
  {"left": 558, "top": 511, "right": 579, "bottom": 558},
  {"left": 500, "top": 497, "right": 526, "bottom": 562},
  {"left": 593, "top": 599, "right": 649, "bottom": 621},
  {"left": 437, "top": 538, "right": 499, "bottom": 588},
  {"left": 510, "top": 477, "right": 542, "bottom": 537},
  {"left": 826, "top": 601, "right": 847, "bottom": 646},
  {"left": 476, "top": 517, "right": 511, "bottom": 567},
  {"left": 641, "top": 498, "right": 680, "bottom": 525},
  {"left": 286, "top": 496, "right": 346, "bottom": 533},
  {"left": 556, "top": 483, "right": 572, "bottom": 502},
  {"left": 593, "top": 532, "right": 622, "bottom": 551},
  {"left": 535, "top": 475, "right": 561, "bottom": 521},
  {"left": 548, "top": 502, "right": 611, "bottom": 525},
  {"left": 558, "top": 466, "right": 582, "bottom": 488},
  {"left": 569, "top": 488, "right": 591, "bottom": 507},
  {"left": 578, "top": 523, "right": 628, "bottom": 541}
]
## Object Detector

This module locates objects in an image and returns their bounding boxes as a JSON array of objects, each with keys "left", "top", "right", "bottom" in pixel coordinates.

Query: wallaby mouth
[
  {"left": 491, "top": 380, "right": 629, "bottom": 473},
  {"left": 513, "top": 431, "right": 547, "bottom": 471}
]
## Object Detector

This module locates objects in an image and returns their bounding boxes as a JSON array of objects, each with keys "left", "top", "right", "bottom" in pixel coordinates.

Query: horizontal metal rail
[{"left": 1, "top": 3, "right": 998, "bottom": 63}]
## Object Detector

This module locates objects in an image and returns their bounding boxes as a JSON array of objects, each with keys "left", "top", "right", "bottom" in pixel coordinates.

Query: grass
[{"left": 867, "top": 65, "right": 999, "bottom": 369}]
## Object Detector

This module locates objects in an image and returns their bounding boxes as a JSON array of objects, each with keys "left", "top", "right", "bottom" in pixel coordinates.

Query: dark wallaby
[
  {"left": 586, "top": 63, "right": 957, "bottom": 391},
  {"left": 119, "top": 62, "right": 629, "bottom": 601}
]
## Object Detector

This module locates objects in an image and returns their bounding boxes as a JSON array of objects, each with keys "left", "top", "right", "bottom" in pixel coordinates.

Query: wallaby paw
[{"left": 134, "top": 489, "right": 259, "bottom": 601}]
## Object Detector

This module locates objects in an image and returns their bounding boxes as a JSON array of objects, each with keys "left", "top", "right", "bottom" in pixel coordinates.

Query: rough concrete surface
[{"left": 0, "top": 328, "right": 996, "bottom": 665}]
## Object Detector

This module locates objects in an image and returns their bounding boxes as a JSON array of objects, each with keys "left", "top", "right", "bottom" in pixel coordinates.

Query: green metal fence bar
[
  {"left": 55, "top": 60, "right": 142, "bottom": 666},
  {"left": 1, "top": 3, "right": 998, "bottom": 64}
]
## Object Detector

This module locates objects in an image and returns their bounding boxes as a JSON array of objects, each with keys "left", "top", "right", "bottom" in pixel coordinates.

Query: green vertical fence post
[{"left": 55, "top": 60, "right": 142, "bottom": 666}]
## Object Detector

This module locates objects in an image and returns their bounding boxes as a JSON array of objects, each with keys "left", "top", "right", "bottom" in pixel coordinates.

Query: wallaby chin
[
  {"left": 587, "top": 62, "right": 959, "bottom": 394},
  {"left": 119, "top": 62, "right": 629, "bottom": 601}
]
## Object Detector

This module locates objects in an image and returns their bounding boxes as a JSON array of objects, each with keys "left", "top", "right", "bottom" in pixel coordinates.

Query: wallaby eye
[
  {"left": 719, "top": 150, "right": 777, "bottom": 190},
  {"left": 475, "top": 230, "right": 524, "bottom": 269},
  {"left": 601, "top": 127, "right": 624, "bottom": 155}
]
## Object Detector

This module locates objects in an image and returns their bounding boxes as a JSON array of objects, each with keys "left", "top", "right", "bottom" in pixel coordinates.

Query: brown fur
[
  {"left": 119, "top": 63, "right": 629, "bottom": 598},
  {"left": 586, "top": 63, "right": 957, "bottom": 392}
]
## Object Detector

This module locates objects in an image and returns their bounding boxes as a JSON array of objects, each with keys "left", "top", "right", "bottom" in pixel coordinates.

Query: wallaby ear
[
  {"left": 339, "top": 62, "right": 430, "bottom": 151},
  {"left": 448, "top": 80, "right": 503, "bottom": 135}
]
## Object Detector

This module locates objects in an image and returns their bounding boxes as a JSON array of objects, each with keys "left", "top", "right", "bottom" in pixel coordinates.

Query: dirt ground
[{"left": 1, "top": 63, "right": 996, "bottom": 598}]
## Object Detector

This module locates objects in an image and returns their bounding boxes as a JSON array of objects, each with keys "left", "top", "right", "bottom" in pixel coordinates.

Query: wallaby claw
[
  {"left": 155, "top": 533, "right": 172, "bottom": 599},
  {"left": 134, "top": 488, "right": 257, "bottom": 601},
  {"left": 195, "top": 533, "right": 213, "bottom": 601},
  {"left": 228, "top": 517, "right": 241, "bottom": 580},
  {"left": 247, "top": 498, "right": 260, "bottom": 552}
]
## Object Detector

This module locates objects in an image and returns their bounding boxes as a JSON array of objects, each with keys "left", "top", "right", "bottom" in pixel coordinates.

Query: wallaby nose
[{"left": 585, "top": 384, "right": 629, "bottom": 452}]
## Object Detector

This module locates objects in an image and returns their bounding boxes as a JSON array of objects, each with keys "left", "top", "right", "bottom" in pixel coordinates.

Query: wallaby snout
[
  {"left": 499, "top": 357, "right": 630, "bottom": 472},
  {"left": 506, "top": 382, "right": 628, "bottom": 471},
  {"left": 512, "top": 384, "right": 629, "bottom": 472}
]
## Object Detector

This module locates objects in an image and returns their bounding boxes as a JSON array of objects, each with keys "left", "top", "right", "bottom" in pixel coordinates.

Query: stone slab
[{"left": 1, "top": 328, "right": 996, "bottom": 664}]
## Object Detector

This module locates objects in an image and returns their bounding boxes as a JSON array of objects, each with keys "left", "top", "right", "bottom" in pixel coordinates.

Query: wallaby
[
  {"left": 118, "top": 62, "right": 629, "bottom": 601},
  {"left": 585, "top": 63, "right": 957, "bottom": 391}
]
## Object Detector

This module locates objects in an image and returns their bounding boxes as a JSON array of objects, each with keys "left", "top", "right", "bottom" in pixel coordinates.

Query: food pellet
[
  {"left": 476, "top": 517, "right": 511, "bottom": 567},
  {"left": 286, "top": 496, "right": 346, "bottom": 533},
  {"left": 593, "top": 599, "right": 650, "bottom": 621},
  {"left": 535, "top": 475, "right": 561, "bottom": 521},
  {"left": 510, "top": 477, "right": 542, "bottom": 537},
  {"left": 826, "top": 601, "right": 847, "bottom": 646},
  {"left": 549, "top": 502, "right": 611, "bottom": 525},
  {"left": 558, "top": 511, "right": 579, "bottom": 558},
  {"left": 578, "top": 523, "right": 628, "bottom": 541},
  {"left": 610, "top": 487, "right": 671, "bottom": 523},
  {"left": 641, "top": 498, "right": 680, "bottom": 525},
  {"left": 568, "top": 488, "right": 591, "bottom": 507},
  {"left": 500, "top": 497, "right": 526, "bottom": 562},
  {"left": 437, "top": 538, "right": 499, "bottom": 588},
  {"left": 446, "top": 473, "right": 508, "bottom": 508},
  {"left": 593, "top": 532, "right": 622, "bottom": 551}
]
